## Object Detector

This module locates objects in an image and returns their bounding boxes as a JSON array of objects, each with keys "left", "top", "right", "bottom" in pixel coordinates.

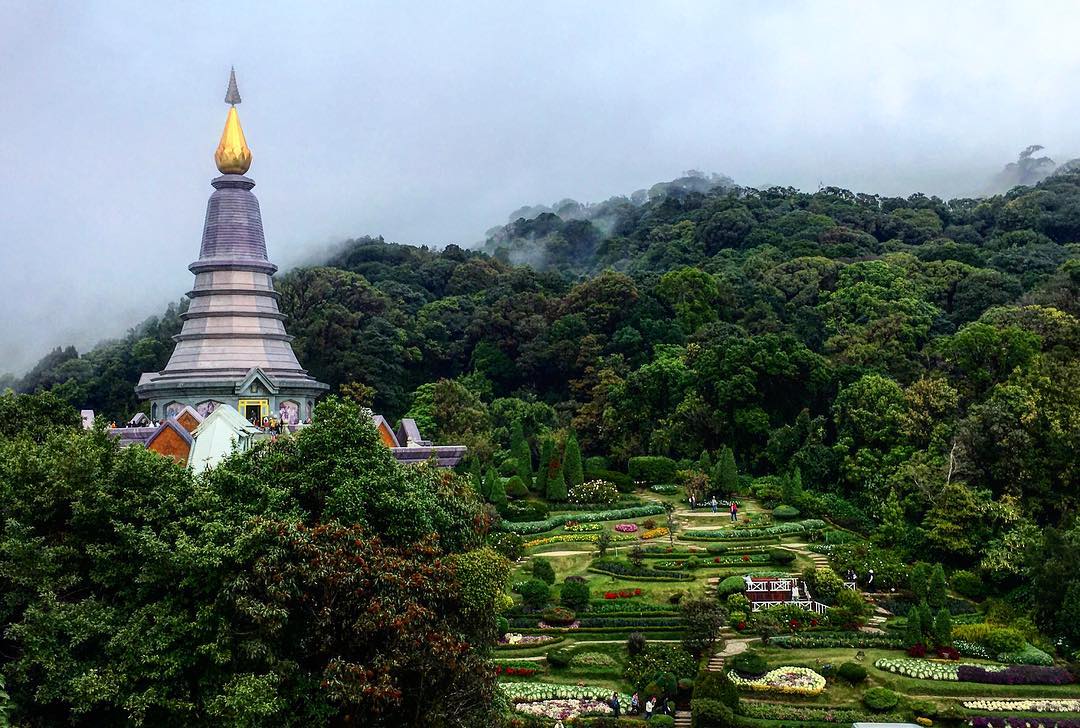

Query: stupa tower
[{"left": 137, "top": 69, "right": 328, "bottom": 423}]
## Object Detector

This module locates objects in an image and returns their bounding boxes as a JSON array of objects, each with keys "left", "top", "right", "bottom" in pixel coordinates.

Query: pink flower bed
[{"left": 614, "top": 523, "right": 638, "bottom": 533}]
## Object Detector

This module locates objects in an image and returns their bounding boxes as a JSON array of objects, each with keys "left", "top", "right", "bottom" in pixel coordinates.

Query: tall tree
[
  {"left": 563, "top": 431, "right": 584, "bottom": 490},
  {"left": 509, "top": 418, "right": 533, "bottom": 489}
]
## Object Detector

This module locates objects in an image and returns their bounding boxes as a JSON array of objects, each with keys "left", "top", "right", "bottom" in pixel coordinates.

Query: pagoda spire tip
[{"left": 225, "top": 67, "right": 242, "bottom": 106}]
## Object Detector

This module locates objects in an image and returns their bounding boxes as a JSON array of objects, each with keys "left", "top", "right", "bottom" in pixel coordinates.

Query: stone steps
[{"left": 675, "top": 710, "right": 692, "bottom": 727}]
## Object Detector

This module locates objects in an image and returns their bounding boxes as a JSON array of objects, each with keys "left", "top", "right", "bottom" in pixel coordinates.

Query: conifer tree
[
  {"left": 489, "top": 473, "right": 507, "bottom": 509},
  {"left": 932, "top": 607, "right": 952, "bottom": 647},
  {"left": 928, "top": 563, "right": 948, "bottom": 609},
  {"left": 546, "top": 461, "right": 567, "bottom": 502},
  {"left": 917, "top": 601, "right": 934, "bottom": 644},
  {"left": 563, "top": 431, "right": 584, "bottom": 490},
  {"left": 469, "top": 457, "right": 482, "bottom": 495},
  {"left": 875, "top": 489, "right": 908, "bottom": 551},
  {"left": 904, "top": 606, "right": 924, "bottom": 647},
  {"left": 510, "top": 419, "right": 533, "bottom": 489},
  {"left": 713, "top": 446, "right": 738, "bottom": 494},
  {"left": 782, "top": 466, "right": 804, "bottom": 506},
  {"left": 910, "top": 562, "right": 932, "bottom": 602},
  {"left": 697, "top": 449, "right": 712, "bottom": 473},
  {"left": 536, "top": 437, "right": 554, "bottom": 494},
  {"left": 482, "top": 467, "right": 498, "bottom": 502}
]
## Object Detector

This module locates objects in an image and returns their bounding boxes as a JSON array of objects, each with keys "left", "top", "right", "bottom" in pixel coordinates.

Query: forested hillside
[{"left": 10, "top": 173, "right": 1080, "bottom": 599}]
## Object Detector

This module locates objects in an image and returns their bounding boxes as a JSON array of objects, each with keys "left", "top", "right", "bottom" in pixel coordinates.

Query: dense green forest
[{"left": 8, "top": 171, "right": 1080, "bottom": 627}]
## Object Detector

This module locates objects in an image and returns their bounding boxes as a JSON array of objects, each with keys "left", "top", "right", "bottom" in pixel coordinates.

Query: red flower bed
[
  {"left": 603, "top": 588, "right": 645, "bottom": 599},
  {"left": 494, "top": 665, "right": 537, "bottom": 677},
  {"left": 908, "top": 643, "right": 927, "bottom": 657},
  {"left": 936, "top": 646, "right": 960, "bottom": 660}
]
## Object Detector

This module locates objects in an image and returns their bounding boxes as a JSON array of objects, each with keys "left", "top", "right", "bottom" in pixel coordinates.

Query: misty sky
[{"left": 2, "top": 0, "right": 1080, "bottom": 374}]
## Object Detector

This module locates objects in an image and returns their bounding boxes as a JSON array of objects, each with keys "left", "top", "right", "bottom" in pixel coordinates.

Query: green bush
[
  {"left": 628, "top": 456, "right": 678, "bottom": 484},
  {"left": 546, "top": 647, "right": 573, "bottom": 668},
  {"left": 730, "top": 651, "right": 766, "bottom": 677},
  {"left": 768, "top": 547, "right": 796, "bottom": 565},
  {"left": 586, "top": 468, "right": 635, "bottom": 492},
  {"left": 691, "top": 698, "right": 733, "bottom": 728},
  {"left": 560, "top": 579, "right": 590, "bottom": 611},
  {"left": 651, "top": 717, "right": 674, "bottom": 728},
  {"left": 985, "top": 627, "right": 1026, "bottom": 654},
  {"left": 505, "top": 476, "right": 529, "bottom": 499},
  {"left": 863, "top": 687, "right": 899, "bottom": 712},
  {"left": 541, "top": 606, "right": 576, "bottom": 626},
  {"left": 532, "top": 558, "right": 556, "bottom": 585},
  {"left": 627, "top": 631, "right": 647, "bottom": 656},
  {"left": 950, "top": 569, "right": 986, "bottom": 600},
  {"left": 520, "top": 579, "right": 551, "bottom": 610},
  {"left": 496, "top": 615, "right": 509, "bottom": 636},
  {"left": 501, "top": 500, "right": 549, "bottom": 523},
  {"left": 836, "top": 661, "right": 867, "bottom": 684},
  {"left": 488, "top": 532, "right": 524, "bottom": 561},
  {"left": 717, "top": 575, "right": 746, "bottom": 597},
  {"left": 705, "top": 543, "right": 727, "bottom": 555},
  {"left": 772, "top": 504, "right": 800, "bottom": 519},
  {"left": 584, "top": 456, "right": 609, "bottom": 471}
]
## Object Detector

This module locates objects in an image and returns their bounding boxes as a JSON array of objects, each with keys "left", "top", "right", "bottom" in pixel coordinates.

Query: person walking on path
[
  {"left": 631, "top": 692, "right": 639, "bottom": 715},
  {"left": 645, "top": 696, "right": 655, "bottom": 719},
  {"left": 710, "top": 496, "right": 718, "bottom": 513},
  {"left": 609, "top": 693, "right": 621, "bottom": 717},
  {"left": 730, "top": 500, "right": 738, "bottom": 522}
]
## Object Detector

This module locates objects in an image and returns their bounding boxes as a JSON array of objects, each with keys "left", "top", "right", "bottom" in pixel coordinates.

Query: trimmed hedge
[
  {"left": 628, "top": 456, "right": 678, "bottom": 484},
  {"left": 507, "top": 503, "right": 666, "bottom": 534},
  {"left": 587, "top": 566, "right": 693, "bottom": 582},
  {"left": 493, "top": 635, "right": 565, "bottom": 651},
  {"left": 585, "top": 468, "right": 635, "bottom": 493},
  {"left": 682, "top": 519, "right": 826, "bottom": 541},
  {"left": 717, "top": 575, "right": 748, "bottom": 596},
  {"left": 770, "top": 633, "right": 904, "bottom": 649},
  {"left": 772, "top": 504, "right": 800, "bottom": 519}
]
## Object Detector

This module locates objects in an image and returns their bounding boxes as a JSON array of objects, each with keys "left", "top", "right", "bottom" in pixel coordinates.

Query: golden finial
[{"left": 215, "top": 67, "right": 252, "bottom": 175}]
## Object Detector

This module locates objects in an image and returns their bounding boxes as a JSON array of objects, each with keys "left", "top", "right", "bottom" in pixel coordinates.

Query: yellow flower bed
[
  {"left": 640, "top": 527, "right": 670, "bottom": 540},
  {"left": 524, "top": 533, "right": 637, "bottom": 549},
  {"left": 729, "top": 666, "right": 826, "bottom": 696}
]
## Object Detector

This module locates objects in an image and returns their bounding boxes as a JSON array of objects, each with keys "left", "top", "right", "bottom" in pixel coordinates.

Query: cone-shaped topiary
[
  {"left": 563, "top": 431, "right": 584, "bottom": 489},
  {"left": 510, "top": 419, "right": 533, "bottom": 490}
]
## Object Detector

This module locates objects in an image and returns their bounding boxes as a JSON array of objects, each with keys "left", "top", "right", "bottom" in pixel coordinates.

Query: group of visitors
[
  {"left": 687, "top": 494, "right": 739, "bottom": 521},
  {"left": 619, "top": 692, "right": 675, "bottom": 718}
]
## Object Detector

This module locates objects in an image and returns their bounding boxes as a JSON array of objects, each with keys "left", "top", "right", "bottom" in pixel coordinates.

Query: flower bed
[
  {"left": 874, "top": 657, "right": 1003, "bottom": 681},
  {"left": 523, "top": 532, "right": 637, "bottom": 549},
  {"left": 771, "top": 633, "right": 904, "bottom": 649},
  {"left": 603, "top": 588, "right": 644, "bottom": 599},
  {"left": 971, "top": 719, "right": 1080, "bottom": 728},
  {"left": 564, "top": 522, "right": 605, "bottom": 533},
  {"left": 497, "top": 633, "right": 563, "bottom": 649},
  {"left": 501, "top": 683, "right": 630, "bottom": 719},
  {"left": 738, "top": 702, "right": 908, "bottom": 724},
  {"left": 614, "top": 523, "right": 638, "bottom": 533},
  {"left": 568, "top": 480, "right": 620, "bottom": 505},
  {"left": 640, "top": 526, "right": 669, "bottom": 540},
  {"left": 495, "top": 664, "right": 540, "bottom": 677},
  {"left": 729, "top": 666, "right": 826, "bottom": 696},
  {"left": 570, "top": 651, "right": 619, "bottom": 668},
  {"left": 963, "top": 699, "right": 1080, "bottom": 713},
  {"left": 956, "top": 664, "right": 1074, "bottom": 686}
]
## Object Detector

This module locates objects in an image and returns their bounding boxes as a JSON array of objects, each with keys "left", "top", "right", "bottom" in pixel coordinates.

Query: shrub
[
  {"left": 625, "top": 644, "right": 697, "bottom": 691},
  {"left": 772, "top": 504, "right": 800, "bottom": 519},
  {"left": 541, "top": 606, "right": 576, "bottom": 626},
  {"left": 627, "top": 632, "right": 647, "bottom": 656},
  {"left": 586, "top": 467, "right": 635, "bottom": 492},
  {"left": 488, "top": 532, "right": 524, "bottom": 561},
  {"left": 505, "top": 476, "right": 529, "bottom": 499},
  {"left": 863, "top": 687, "right": 900, "bottom": 711},
  {"left": 628, "top": 456, "right": 678, "bottom": 484},
  {"left": 705, "top": 543, "right": 727, "bottom": 554},
  {"left": 985, "top": 627, "right": 1026, "bottom": 654},
  {"left": 951, "top": 569, "right": 985, "bottom": 599},
  {"left": 769, "top": 547, "right": 796, "bottom": 565},
  {"left": 651, "top": 717, "right": 675, "bottom": 728},
  {"left": 836, "top": 661, "right": 867, "bottom": 684},
  {"left": 520, "top": 579, "right": 551, "bottom": 610},
  {"left": 545, "top": 647, "right": 573, "bottom": 668},
  {"left": 568, "top": 479, "right": 619, "bottom": 505},
  {"left": 531, "top": 558, "right": 556, "bottom": 585},
  {"left": 584, "top": 455, "right": 609, "bottom": 472},
  {"left": 500, "top": 500, "right": 549, "bottom": 523},
  {"left": 691, "top": 698, "right": 733, "bottom": 727},
  {"left": 560, "top": 579, "right": 590, "bottom": 612},
  {"left": 730, "top": 651, "right": 767, "bottom": 677},
  {"left": 717, "top": 575, "right": 746, "bottom": 597},
  {"left": 496, "top": 615, "right": 509, "bottom": 636},
  {"left": 693, "top": 668, "right": 740, "bottom": 709}
]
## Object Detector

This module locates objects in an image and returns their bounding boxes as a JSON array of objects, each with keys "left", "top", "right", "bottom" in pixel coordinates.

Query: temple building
[
  {"left": 114, "top": 71, "right": 465, "bottom": 470},
  {"left": 136, "top": 69, "right": 329, "bottom": 424}
]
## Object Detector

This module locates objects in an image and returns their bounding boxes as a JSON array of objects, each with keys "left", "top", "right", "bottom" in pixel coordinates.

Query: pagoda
[{"left": 137, "top": 70, "right": 329, "bottom": 423}]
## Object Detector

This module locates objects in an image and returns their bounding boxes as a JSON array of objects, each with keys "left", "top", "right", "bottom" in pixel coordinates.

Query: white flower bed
[
  {"left": 500, "top": 683, "right": 631, "bottom": 719},
  {"left": 874, "top": 657, "right": 1007, "bottom": 681},
  {"left": 728, "top": 666, "right": 826, "bottom": 696},
  {"left": 962, "top": 699, "right": 1080, "bottom": 713}
]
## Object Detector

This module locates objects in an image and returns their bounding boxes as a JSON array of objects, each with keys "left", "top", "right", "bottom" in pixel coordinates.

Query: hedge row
[
  {"left": 493, "top": 636, "right": 565, "bottom": 651},
  {"left": 682, "top": 519, "right": 826, "bottom": 541},
  {"left": 770, "top": 633, "right": 905, "bottom": 649},
  {"left": 506, "top": 504, "right": 667, "bottom": 534},
  {"left": 587, "top": 567, "right": 693, "bottom": 582}
]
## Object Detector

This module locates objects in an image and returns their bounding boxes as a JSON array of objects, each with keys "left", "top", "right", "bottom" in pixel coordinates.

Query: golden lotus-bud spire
[{"left": 214, "top": 67, "right": 252, "bottom": 175}]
